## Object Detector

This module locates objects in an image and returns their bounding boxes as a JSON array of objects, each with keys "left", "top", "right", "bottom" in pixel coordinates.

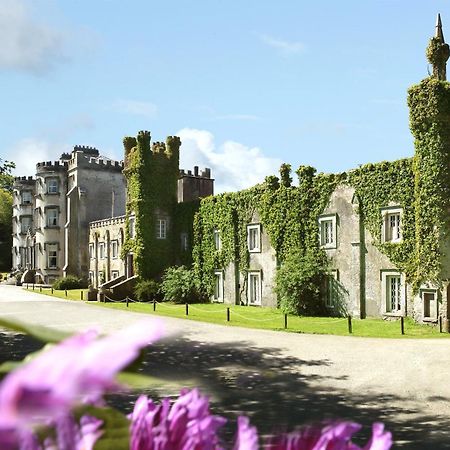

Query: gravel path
[{"left": 1, "top": 284, "right": 450, "bottom": 449}]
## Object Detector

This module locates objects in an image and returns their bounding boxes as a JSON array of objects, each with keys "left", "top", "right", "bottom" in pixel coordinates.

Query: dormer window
[{"left": 381, "top": 207, "right": 402, "bottom": 243}]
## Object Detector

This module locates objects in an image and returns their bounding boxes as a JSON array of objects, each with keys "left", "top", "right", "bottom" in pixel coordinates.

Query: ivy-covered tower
[
  {"left": 122, "top": 131, "right": 181, "bottom": 279},
  {"left": 408, "top": 14, "right": 450, "bottom": 288}
]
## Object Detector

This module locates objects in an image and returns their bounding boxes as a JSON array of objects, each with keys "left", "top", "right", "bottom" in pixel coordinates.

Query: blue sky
[{"left": 1, "top": 0, "right": 449, "bottom": 192}]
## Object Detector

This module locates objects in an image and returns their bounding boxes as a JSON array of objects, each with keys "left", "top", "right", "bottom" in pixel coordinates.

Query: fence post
[
  {"left": 51, "top": 287, "right": 53, "bottom": 294},
  {"left": 32, "top": 284, "right": 35, "bottom": 290},
  {"left": 348, "top": 315, "right": 352, "bottom": 334},
  {"left": 284, "top": 313, "right": 288, "bottom": 329},
  {"left": 81, "top": 291, "right": 84, "bottom": 301},
  {"left": 185, "top": 303, "right": 189, "bottom": 316},
  {"left": 153, "top": 299, "right": 156, "bottom": 311},
  {"left": 126, "top": 298, "right": 129, "bottom": 307},
  {"left": 39, "top": 286, "right": 42, "bottom": 292},
  {"left": 227, "top": 307, "right": 230, "bottom": 322},
  {"left": 400, "top": 316, "right": 405, "bottom": 335},
  {"left": 439, "top": 316, "right": 443, "bottom": 333},
  {"left": 65, "top": 289, "right": 68, "bottom": 297}
]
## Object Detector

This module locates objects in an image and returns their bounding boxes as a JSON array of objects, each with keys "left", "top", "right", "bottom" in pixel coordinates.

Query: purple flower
[
  {"left": 264, "top": 421, "right": 392, "bottom": 450},
  {"left": 0, "top": 320, "right": 163, "bottom": 446},
  {"left": 233, "top": 416, "right": 258, "bottom": 450},
  {"left": 129, "top": 388, "right": 227, "bottom": 450}
]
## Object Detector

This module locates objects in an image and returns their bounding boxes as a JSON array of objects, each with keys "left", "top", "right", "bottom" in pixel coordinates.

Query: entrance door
[{"left": 126, "top": 253, "right": 134, "bottom": 278}]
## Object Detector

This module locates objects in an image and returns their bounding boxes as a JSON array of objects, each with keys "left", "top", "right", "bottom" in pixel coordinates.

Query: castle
[{"left": 11, "top": 16, "right": 450, "bottom": 324}]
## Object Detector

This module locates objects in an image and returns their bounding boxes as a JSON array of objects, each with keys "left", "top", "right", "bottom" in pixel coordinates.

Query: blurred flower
[
  {"left": 233, "top": 416, "right": 258, "bottom": 450},
  {"left": 129, "top": 388, "right": 227, "bottom": 450},
  {"left": 0, "top": 320, "right": 163, "bottom": 447},
  {"left": 264, "top": 421, "right": 392, "bottom": 450}
]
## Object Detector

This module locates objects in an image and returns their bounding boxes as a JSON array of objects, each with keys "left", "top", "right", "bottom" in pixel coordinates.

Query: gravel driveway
[{"left": 1, "top": 284, "right": 450, "bottom": 449}]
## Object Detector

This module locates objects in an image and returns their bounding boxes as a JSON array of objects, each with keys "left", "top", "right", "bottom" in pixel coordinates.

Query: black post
[
  {"left": 32, "top": 284, "right": 35, "bottom": 290},
  {"left": 439, "top": 316, "right": 443, "bottom": 333},
  {"left": 81, "top": 291, "right": 84, "bottom": 301},
  {"left": 126, "top": 298, "right": 129, "bottom": 307},
  {"left": 153, "top": 299, "right": 156, "bottom": 311},
  {"left": 39, "top": 286, "right": 42, "bottom": 292},
  {"left": 51, "top": 288, "right": 53, "bottom": 294},
  {"left": 284, "top": 313, "right": 288, "bottom": 329},
  {"left": 348, "top": 315, "right": 352, "bottom": 334},
  {"left": 65, "top": 289, "right": 67, "bottom": 297},
  {"left": 401, "top": 316, "right": 405, "bottom": 335},
  {"left": 185, "top": 303, "right": 189, "bottom": 316},
  {"left": 227, "top": 307, "right": 230, "bottom": 322}
]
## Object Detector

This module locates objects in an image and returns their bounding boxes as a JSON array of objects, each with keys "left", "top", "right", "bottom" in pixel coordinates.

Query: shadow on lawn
[{"left": 117, "top": 333, "right": 450, "bottom": 450}]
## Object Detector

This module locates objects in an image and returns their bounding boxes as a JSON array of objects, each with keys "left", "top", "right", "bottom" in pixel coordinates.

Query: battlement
[
  {"left": 36, "top": 161, "right": 68, "bottom": 171},
  {"left": 89, "top": 215, "right": 127, "bottom": 229},
  {"left": 67, "top": 150, "right": 123, "bottom": 172},
  {"left": 179, "top": 166, "right": 212, "bottom": 179},
  {"left": 13, "top": 176, "right": 35, "bottom": 184},
  {"left": 73, "top": 145, "right": 99, "bottom": 157}
]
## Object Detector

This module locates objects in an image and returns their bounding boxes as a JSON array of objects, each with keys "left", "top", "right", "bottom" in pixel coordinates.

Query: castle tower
[
  {"left": 122, "top": 131, "right": 181, "bottom": 279},
  {"left": 408, "top": 14, "right": 450, "bottom": 290}
]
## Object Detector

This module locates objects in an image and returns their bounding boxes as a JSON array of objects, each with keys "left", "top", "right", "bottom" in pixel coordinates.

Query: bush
[
  {"left": 160, "top": 266, "right": 200, "bottom": 304},
  {"left": 52, "top": 275, "right": 84, "bottom": 290},
  {"left": 275, "top": 249, "right": 327, "bottom": 316},
  {"left": 134, "top": 279, "right": 160, "bottom": 302}
]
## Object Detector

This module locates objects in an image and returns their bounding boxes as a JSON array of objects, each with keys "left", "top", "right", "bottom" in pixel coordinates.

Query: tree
[
  {"left": 0, "top": 158, "right": 15, "bottom": 270},
  {"left": 0, "top": 158, "right": 15, "bottom": 192}
]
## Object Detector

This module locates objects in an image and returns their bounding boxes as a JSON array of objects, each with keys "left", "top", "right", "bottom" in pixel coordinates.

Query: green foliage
[
  {"left": 279, "top": 163, "right": 292, "bottom": 187},
  {"left": 160, "top": 266, "right": 200, "bottom": 304},
  {"left": 52, "top": 275, "right": 85, "bottom": 290},
  {"left": 0, "top": 189, "right": 12, "bottom": 271},
  {"left": 275, "top": 249, "right": 327, "bottom": 315},
  {"left": 0, "top": 158, "right": 15, "bottom": 192},
  {"left": 134, "top": 279, "right": 160, "bottom": 302}
]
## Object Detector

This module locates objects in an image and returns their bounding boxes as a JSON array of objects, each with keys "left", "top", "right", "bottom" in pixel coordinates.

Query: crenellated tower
[{"left": 408, "top": 14, "right": 450, "bottom": 289}]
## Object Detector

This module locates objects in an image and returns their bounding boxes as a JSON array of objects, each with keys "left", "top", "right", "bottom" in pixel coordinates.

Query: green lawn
[
  {"left": 24, "top": 285, "right": 87, "bottom": 301},
  {"left": 26, "top": 286, "right": 450, "bottom": 339}
]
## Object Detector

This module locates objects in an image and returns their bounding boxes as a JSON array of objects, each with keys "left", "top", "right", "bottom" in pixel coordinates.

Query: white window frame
[
  {"left": 247, "top": 224, "right": 261, "bottom": 253},
  {"left": 111, "top": 240, "right": 118, "bottom": 259},
  {"left": 129, "top": 215, "right": 135, "bottom": 239},
  {"left": 318, "top": 215, "right": 337, "bottom": 249},
  {"left": 20, "top": 217, "right": 32, "bottom": 234},
  {"left": 213, "top": 230, "right": 221, "bottom": 251},
  {"left": 47, "top": 244, "right": 58, "bottom": 269},
  {"left": 46, "top": 208, "right": 58, "bottom": 227},
  {"left": 111, "top": 270, "right": 120, "bottom": 280},
  {"left": 326, "top": 270, "right": 339, "bottom": 308},
  {"left": 213, "top": 271, "right": 224, "bottom": 303},
  {"left": 421, "top": 289, "right": 438, "bottom": 321},
  {"left": 381, "top": 271, "right": 405, "bottom": 315},
  {"left": 22, "top": 191, "right": 32, "bottom": 205},
  {"left": 156, "top": 219, "right": 167, "bottom": 240},
  {"left": 47, "top": 179, "right": 59, "bottom": 194},
  {"left": 99, "top": 242, "right": 105, "bottom": 259},
  {"left": 381, "top": 207, "right": 402, "bottom": 243},
  {"left": 247, "top": 271, "right": 262, "bottom": 305},
  {"left": 89, "top": 243, "right": 94, "bottom": 259}
]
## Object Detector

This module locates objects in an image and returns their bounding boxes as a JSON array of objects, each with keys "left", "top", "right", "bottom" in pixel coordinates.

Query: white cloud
[
  {"left": 113, "top": 100, "right": 158, "bottom": 118},
  {"left": 258, "top": 34, "right": 305, "bottom": 56},
  {"left": 8, "top": 139, "right": 70, "bottom": 177},
  {"left": 0, "top": 0, "right": 66, "bottom": 73},
  {"left": 177, "top": 128, "right": 282, "bottom": 193}
]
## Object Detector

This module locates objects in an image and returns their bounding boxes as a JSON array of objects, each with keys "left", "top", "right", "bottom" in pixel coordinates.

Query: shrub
[
  {"left": 52, "top": 275, "right": 84, "bottom": 290},
  {"left": 134, "top": 279, "right": 160, "bottom": 302},
  {"left": 160, "top": 266, "right": 200, "bottom": 304},
  {"left": 275, "top": 249, "right": 327, "bottom": 316}
]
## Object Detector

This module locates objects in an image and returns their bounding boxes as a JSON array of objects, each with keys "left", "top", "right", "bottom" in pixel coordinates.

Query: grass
[{"left": 25, "top": 286, "right": 450, "bottom": 339}]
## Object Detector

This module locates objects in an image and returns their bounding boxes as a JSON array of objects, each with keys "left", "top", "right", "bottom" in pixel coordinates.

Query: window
[
  {"left": 248, "top": 272, "right": 262, "bottom": 305},
  {"left": 386, "top": 275, "right": 402, "bottom": 313},
  {"left": 46, "top": 208, "right": 58, "bottom": 227},
  {"left": 21, "top": 217, "right": 31, "bottom": 234},
  {"left": 319, "top": 215, "right": 337, "bottom": 248},
  {"left": 89, "top": 243, "right": 94, "bottom": 259},
  {"left": 129, "top": 216, "right": 135, "bottom": 238},
  {"left": 34, "top": 208, "right": 41, "bottom": 229},
  {"left": 156, "top": 219, "right": 167, "bottom": 239},
  {"left": 180, "top": 233, "right": 188, "bottom": 251},
  {"left": 213, "top": 271, "right": 224, "bottom": 302},
  {"left": 89, "top": 271, "right": 94, "bottom": 285},
  {"left": 111, "top": 240, "right": 118, "bottom": 259},
  {"left": 112, "top": 271, "right": 120, "bottom": 279},
  {"left": 214, "top": 230, "right": 221, "bottom": 251},
  {"left": 422, "top": 290, "right": 437, "bottom": 320},
  {"left": 22, "top": 191, "right": 32, "bottom": 204},
  {"left": 382, "top": 208, "right": 402, "bottom": 243},
  {"left": 326, "top": 271, "right": 339, "bottom": 307},
  {"left": 47, "top": 244, "right": 58, "bottom": 269},
  {"left": 247, "top": 224, "right": 261, "bottom": 253},
  {"left": 47, "top": 179, "right": 59, "bottom": 194},
  {"left": 99, "top": 242, "right": 105, "bottom": 259}
]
